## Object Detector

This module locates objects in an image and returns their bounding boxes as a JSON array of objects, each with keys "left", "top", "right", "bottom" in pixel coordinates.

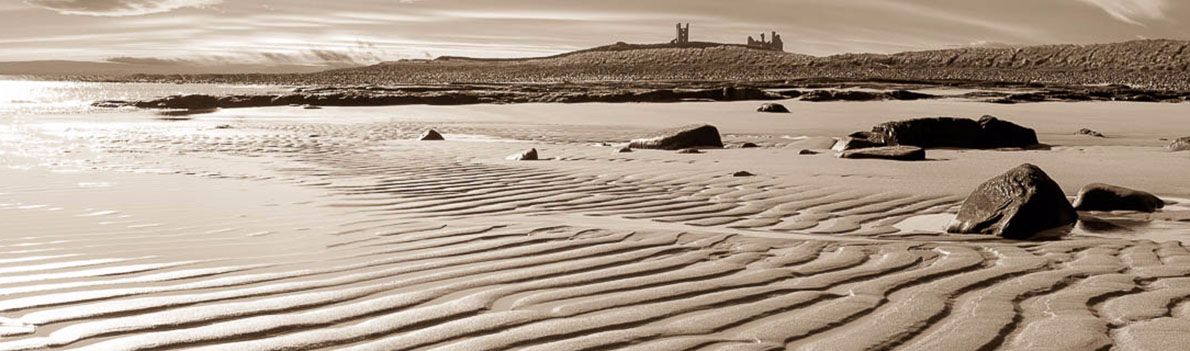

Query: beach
[{"left": 1, "top": 84, "right": 1189, "bottom": 349}]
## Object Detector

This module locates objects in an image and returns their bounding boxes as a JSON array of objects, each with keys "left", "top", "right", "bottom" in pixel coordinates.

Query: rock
[
  {"left": 738, "top": 142, "right": 760, "bottom": 148},
  {"left": 1073, "top": 183, "right": 1164, "bottom": 212},
  {"left": 831, "top": 136, "right": 887, "bottom": 152},
  {"left": 629, "top": 124, "right": 723, "bottom": 150},
  {"left": 418, "top": 129, "right": 445, "bottom": 141},
  {"left": 1075, "top": 128, "right": 1105, "bottom": 137},
  {"left": 732, "top": 171, "right": 755, "bottom": 177},
  {"left": 946, "top": 164, "right": 1078, "bottom": 240},
  {"left": 214, "top": 124, "right": 232, "bottom": 129},
  {"left": 614, "top": 146, "right": 633, "bottom": 153},
  {"left": 301, "top": 104, "right": 322, "bottom": 110},
  {"left": 867, "top": 116, "right": 1038, "bottom": 149},
  {"left": 837, "top": 146, "right": 925, "bottom": 161},
  {"left": 798, "top": 149, "right": 818, "bottom": 155},
  {"left": 886, "top": 90, "right": 935, "bottom": 100},
  {"left": 676, "top": 148, "right": 703, "bottom": 154},
  {"left": 757, "top": 103, "right": 790, "bottom": 113},
  {"left": 138, "top": 94, "right": 221, "bottom": 109},
  {"left": 978, "top": 115, "right": 1040, "bottom": 148},
  {"left": 507, "top": 148, "right": 539, "bottom": 161},
  {"left": 1168, "top": 137, "right": 1190, "bottom": 152}
]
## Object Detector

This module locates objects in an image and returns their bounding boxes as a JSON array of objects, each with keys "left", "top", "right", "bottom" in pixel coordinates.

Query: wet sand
[{"left": 1, "top": 98, "right": 1190, "bottom": 350}]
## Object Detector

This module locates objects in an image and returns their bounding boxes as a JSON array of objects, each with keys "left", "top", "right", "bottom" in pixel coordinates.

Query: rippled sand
[{"left": 2, "top": 99, "right": 1190, "bottom": 350}]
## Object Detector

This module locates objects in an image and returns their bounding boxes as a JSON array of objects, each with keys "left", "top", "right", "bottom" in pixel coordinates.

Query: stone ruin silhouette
[
  {"left": 747, "top": 31, "right": 784, "bottom": 52},
  {"left": 668, "top": 23, "right": 783, "bottom": 52}
]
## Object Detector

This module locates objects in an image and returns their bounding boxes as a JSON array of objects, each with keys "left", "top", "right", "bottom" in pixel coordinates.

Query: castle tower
[{"left": 673, "top": 23, "right": 690, "bottom": 44}]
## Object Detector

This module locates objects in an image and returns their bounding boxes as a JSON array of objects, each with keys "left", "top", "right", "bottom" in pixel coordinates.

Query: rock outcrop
[
  {"left": 837, "top": 146, "right": 926, "bottom": 161},
  {"left": 947, "top": 164, "right": 1078, "bottom": 240},
  {"left": 757, "top": 103, "right": 790, "bottom": 113},
  {"left": 506, "top": 148, "right": 539, "bottom": 161},
  {"left": 418, "top": 129, "right": 445, "bottom": 141},
  {"left": 629, "top": 124, "right": 723, "bottom": 150},
  {"left": 1072, "top": 183, "right": 1164, "bottom": 212}
]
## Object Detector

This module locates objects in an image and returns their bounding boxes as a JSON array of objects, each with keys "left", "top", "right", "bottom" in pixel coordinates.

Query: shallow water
[{"left": 0, "top": 78, "right": 287, "bottom": 115}]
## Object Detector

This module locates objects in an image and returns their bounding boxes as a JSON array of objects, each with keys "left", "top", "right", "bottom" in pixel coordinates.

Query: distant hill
[
  {"left": 80, "top": 39, "right": 1190, "bottom": 90},
  {"left": 0, "top": 59, "right": 361, "bottom": 76}
]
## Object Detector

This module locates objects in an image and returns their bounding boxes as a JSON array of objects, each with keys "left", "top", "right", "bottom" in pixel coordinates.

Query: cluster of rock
[
  {"left": 827, "top": 115, "right": 1040, "bottom": 161},
  {"left": 799, "top": 89, "right": 935, "bottom": 102},
  {"left": 92, "top": 86, "right": 800, "bottom": 110},
  {"left": 948, "top": 164, "right": 1166, "bottom": 240}
]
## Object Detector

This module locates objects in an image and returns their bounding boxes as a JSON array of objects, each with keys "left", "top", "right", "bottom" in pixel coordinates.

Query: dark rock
[
  {"left": 978, "top": 115, "right": 1040, "bottom": 148},
  {"left": 798, "top": 149, "right": 818, "bottom": 155},
  {"left": 1073, "top": 183, "right": 1164, "bottom": 212},
  {"left": 757, "top": 103, "right": 790, "bottom": 113},
  {"left": 831, "top": 136, "right": 887, "bottom": 152},
  {"left": 837, "top": 146, "right": 925, "bottom": 161},
  {"left": 1169, "top": 137, "right": 1190, "bottom": 152},
  {"left": 140, "top": 94, "right": 221, "bottom": 109},
  {"left": 732, "top": 171, "right": 755, "bottom": 177},
  {"left": 629, "top": 124, "right": 723, "bottom": 150},
  {"left": 868, "top": 116, "right": 1038, "bottom": 149},
  {"left": 1075, "top": 128, "right": 1106, "bottom": 137},
  {"left": 614, "top": 146, "right": 633, "bottom": 153},
  {"left": 214, "top": 124, "right": 232, "bottom": 129},
  {"left": 886, "top": 90, "right": 934, "bottom": 100},
  {"left": 302, "top": 105, "right": 322, "bottom": 110},
  {"left": 676, "top": 148, "right": 703, "bottom": 154},
  {"left": 418, "top": 129, "right": 445, "bottom": 141},
  {"left": 507, "top": 148, "right": 539, "bottom": 161},
  {"left": 947, "top": 164, "right": 1078, "bottom": 240},
  {"left": 738, "top": 142, "right": 760, "bottom": 149}
]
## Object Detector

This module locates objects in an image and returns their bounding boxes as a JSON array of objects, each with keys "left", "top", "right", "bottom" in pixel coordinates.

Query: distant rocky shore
[{"left": 93, "top": 81, "right": 1190, "bottom": 110}]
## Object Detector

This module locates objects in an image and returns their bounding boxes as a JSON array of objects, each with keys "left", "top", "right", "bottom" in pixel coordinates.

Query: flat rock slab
[{"left": 837, "top": 146, "right": 926, "bottom": 161}]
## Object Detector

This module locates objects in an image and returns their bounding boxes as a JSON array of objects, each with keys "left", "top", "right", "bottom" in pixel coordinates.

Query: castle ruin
[
  {"left": 671, "top": 23, "right": 690, "bottom": 45},
  {"left": 747, "top": 31, "right": 784, "bottom": 52},
  {"left": 667, "top": 23, "right": 784, "bottom": 52}
]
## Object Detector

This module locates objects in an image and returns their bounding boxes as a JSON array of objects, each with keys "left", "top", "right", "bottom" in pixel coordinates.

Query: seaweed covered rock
[
  {"left": 1073, "top": 183, "right": 1164, "bottom": 212},
  {"left": 947, "top": 164, "right": 1078, "bottom": 240},
  {"left": 628, "top": 124, "right": 723, "bottom": 150}
]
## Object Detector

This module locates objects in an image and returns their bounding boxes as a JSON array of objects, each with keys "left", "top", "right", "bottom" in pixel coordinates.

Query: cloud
[
  {"left": 25, "top": 0, "right": 221, "bottom": 16},
  {"left": 1076, "top": 0, "right": 1168, "bottom": 25}
]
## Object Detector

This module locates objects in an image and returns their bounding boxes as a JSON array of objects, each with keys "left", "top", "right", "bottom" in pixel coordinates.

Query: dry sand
[{"left": 1, "top": 98, "right": 1190, "bottom": 350}]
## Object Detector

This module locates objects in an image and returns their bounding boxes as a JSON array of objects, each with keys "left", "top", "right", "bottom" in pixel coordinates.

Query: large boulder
[
  {"left": 1073, "top": 183, "right": 1164, "bottom": 212},
  {"left": 628, "top": 124, "right": 723, "bottom": 150},
  {"left": 757, "top": 103, "right": 790, "bottom": 113},
  {"left": 947, "top": 164, "right": 1078, "bottom": 240},
  {"left": 418, "top": 129, "right": 445, "bottom": 141},
  {"left": 868, "top": 116, "right": 1038, "bottom": 149},
  {"left": 837, "top": 146, "right": 925, "bottom": 161},
  {"left": 1169, "top": 137, "right": 1190, "bottom": 152}
]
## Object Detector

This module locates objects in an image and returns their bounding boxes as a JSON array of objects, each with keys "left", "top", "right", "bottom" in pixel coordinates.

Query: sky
[{"left": 0, "top": 0, "right": 1187, "bottom": 66}]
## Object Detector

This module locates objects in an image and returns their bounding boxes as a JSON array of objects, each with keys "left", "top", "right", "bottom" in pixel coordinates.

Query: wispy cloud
[
  {"left": 1076, "top": 0, "right": 1168, "bottom": 25},
  {"left": 25, "top": 0, "right": 221, "bottom": 16}
]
